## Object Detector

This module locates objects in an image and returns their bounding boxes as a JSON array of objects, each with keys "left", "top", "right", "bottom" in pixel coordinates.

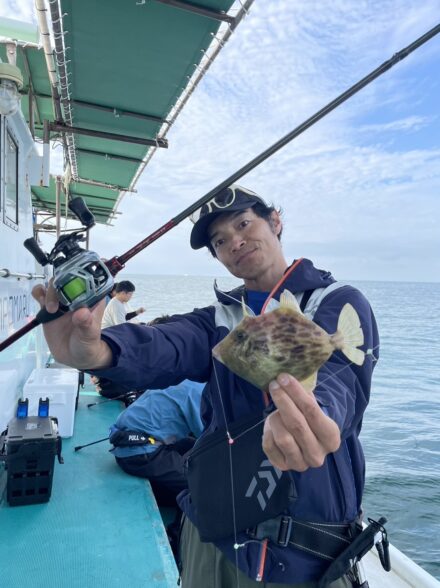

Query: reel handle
[
  {"left": 24, "top": 238, "right": 49, "bottom": 266},
  {"left": 68, "top": 197, "right": 95, "bottom": 228}
]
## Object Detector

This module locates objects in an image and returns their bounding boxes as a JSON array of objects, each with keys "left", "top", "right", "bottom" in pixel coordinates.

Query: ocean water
[{"left": 122, "top": 274, "right": 440, "bottom": 579}]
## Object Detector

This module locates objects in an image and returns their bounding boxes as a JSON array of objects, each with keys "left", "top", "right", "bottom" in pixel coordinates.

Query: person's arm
[
  {"left": 32, "top": 283, "right": 216, "bottom": 389},
  {"left": 262, "top": 286, "right": 378, "bottom": 471},
  {"left": 125, "top": 307, "right": 145, "bottom": 321},
  {"left": 89, "top": 307, "right": 217, "bottom": 391}
]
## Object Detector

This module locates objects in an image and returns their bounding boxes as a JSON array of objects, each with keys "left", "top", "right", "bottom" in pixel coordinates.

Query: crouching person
[{"left": 109, "top": 379, "right": 205, "bottom": 507}]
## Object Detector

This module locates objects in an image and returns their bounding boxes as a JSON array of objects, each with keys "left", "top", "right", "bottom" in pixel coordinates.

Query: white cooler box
[{"left": 23, "top": 368, "right": 79, "bottom": 437}]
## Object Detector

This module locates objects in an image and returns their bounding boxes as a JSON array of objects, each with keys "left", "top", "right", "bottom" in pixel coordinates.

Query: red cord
[
  {"left": 256, "top": 538, "right": 268, "bottom": 581},
  {"left": 261, "top": 258, "right": 304, "bottom": 314}
]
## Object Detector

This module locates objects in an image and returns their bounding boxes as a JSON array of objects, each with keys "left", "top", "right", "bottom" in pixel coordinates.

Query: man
[
  {"left": 101, "top": 280, "right": 145, "bottom": 329},
  {"left": 33, "top": 185, "right": 379, "bottom": 587}
]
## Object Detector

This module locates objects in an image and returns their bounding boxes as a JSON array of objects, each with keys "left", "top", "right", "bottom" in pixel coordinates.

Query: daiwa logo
[{"left": 245, "top": 460, "right": 283, "bottom": 510}]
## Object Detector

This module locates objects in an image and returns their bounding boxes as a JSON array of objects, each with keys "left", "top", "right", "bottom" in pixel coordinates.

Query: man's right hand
[{"left": 32, "top": 281, "right": 113, "bottom": 371}]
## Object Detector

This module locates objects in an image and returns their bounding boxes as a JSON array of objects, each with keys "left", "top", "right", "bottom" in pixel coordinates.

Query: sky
[{"left": 1, "top": 0, "right": 439, "bottom": 282}]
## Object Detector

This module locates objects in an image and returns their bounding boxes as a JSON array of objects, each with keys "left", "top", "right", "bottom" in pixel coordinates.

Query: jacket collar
[{"left": 213, "top": 258, "right": 335, "bottom": 306}]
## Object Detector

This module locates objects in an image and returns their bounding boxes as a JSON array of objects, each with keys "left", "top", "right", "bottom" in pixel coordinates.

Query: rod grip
[{"left": 36, "top": 306, "right": 68, "bottom": 324}]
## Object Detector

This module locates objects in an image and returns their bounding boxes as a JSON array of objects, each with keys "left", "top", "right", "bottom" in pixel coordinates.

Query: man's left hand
[{"left": 262, "top": 373, "right": 341, "bottom": 471}]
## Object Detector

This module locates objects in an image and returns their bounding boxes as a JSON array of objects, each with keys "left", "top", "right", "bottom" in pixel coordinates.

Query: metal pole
[
  {"left": 49, "top": 122, "right": 168, "bottom": 149},
  {"left": 152, "top": 0, "right": 235, "bottom": 25},
  {"left": 55, "top": 176, "right": 61, "bottom": 239}
]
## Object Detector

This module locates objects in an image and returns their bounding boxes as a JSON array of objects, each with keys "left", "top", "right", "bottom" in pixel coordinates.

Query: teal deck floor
[{"left": 0, "top": 383, "right": 178, "bottom": 588}]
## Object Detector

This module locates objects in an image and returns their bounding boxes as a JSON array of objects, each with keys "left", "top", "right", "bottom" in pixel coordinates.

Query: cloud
[
  {"left": 0, "top": 0, "right": 34, "bottom": 23},
  {"left": 1, "top": 0, "right": 439, "bottom": 281},
  {"left": 359, "top": 116, "right": 435, "bottom": 134}
]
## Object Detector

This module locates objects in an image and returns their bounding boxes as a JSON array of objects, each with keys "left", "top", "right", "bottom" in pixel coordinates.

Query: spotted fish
[{"left": 212, "top": 290, "right": 365, "bottom": 392}]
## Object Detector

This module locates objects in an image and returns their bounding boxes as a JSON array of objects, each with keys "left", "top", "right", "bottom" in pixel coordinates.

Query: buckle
[
  {"left": 247, "top": 516, "right": 293, "bottom": 547},
  {"left": 278, "top": 516, "right": 293, "bottom": 547}
]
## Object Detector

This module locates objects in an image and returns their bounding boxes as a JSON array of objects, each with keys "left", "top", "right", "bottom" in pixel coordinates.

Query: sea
[{"left": 122, "top": 274, "right": 440, "bottom": 580}]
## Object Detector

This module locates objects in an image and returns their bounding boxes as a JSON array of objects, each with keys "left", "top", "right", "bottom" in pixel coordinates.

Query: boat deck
[
  {"left": 1, "top": 377, "right": 438, "bottom": 588},
  {"left": 0, "top": 381, "right": 178, "bottom": 588}
]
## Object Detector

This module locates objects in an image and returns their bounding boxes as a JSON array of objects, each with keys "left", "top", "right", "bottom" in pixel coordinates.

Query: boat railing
[{"left": 0, "top": 269, "right": 45, "bottom": 280}]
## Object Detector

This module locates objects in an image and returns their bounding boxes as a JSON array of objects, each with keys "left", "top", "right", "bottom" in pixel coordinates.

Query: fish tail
[{"left": 336, "top": 303, "right": 365, "bottom": 366}]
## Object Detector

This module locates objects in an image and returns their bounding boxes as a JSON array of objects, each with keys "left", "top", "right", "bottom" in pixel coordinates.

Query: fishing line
[
  {"left": 213, "top": 360, "right": 287, "bottom": 583},
  {"left": 212, "top": 361, "right": 242, "bottom": 588},
  {"left": 165, "top": 25, "right": 439, "bottom": 586},
  {"left": 231, "top": 419, "right": 263, "bottom": 443},
  {"left": 217, "top": 342, "right": 381, "bottom": 447},
  {"left": 317, "top": 345, "right": 380, "bottom": 391},
  {"left": 3, "top": 22, "right": 436, "bottom": 585},
  {"left": 210, "top": 340, "right": 382, "bottom": 583}
]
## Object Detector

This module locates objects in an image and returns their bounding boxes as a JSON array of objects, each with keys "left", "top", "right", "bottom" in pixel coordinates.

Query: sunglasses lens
[
  {"left": 190, "top": 188, "right": 236, "bottom": 224},
  {"left": 214, "top": 189, "right": 235, "bottom": 208}
]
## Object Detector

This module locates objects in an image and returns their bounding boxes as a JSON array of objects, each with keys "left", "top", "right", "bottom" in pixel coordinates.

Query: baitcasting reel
[{"left": 24, "top": 197, "right": 114, "bottom": 311}]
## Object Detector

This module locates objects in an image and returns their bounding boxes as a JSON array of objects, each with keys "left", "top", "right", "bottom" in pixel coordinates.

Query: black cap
[{"left": 190, "top": 185, "right": 267, "bottom": 250}]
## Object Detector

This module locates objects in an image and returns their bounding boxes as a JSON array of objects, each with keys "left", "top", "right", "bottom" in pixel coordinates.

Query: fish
[{"left": 212, "top": 289, "right": 365, "bottom": 392}]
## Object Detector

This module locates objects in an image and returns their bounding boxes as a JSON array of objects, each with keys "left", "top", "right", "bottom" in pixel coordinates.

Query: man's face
[
  {"left": 117, "top": 291, "right": 133, "bottom": 302},
  {"left": 207, "top": 208, "right": 283, "bottom": 282}
]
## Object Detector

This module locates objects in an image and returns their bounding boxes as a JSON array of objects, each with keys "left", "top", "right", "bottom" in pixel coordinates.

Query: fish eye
[{"left": 235, "top": 330, "right": 247, "bottom": 342}]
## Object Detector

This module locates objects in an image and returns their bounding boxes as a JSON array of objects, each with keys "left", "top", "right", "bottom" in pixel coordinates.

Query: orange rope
[
  {"left": 256, "top": 538, "right": 268, "bottom": 581},
  {"left": 261, "top": 257, "right": 304, "bottom": 314}
]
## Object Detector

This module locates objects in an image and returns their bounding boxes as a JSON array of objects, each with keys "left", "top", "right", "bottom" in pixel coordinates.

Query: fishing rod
[
  {"left": 74, "top": 437, "right": 109, "bottom": 452},
  {"left": 87, "top": 391, "right": 138, "bottom": 408},
  {"left": 108, "top": 23, "right": 440, "bottom": 271},
  {"left": 0, "top": 23, "right": 439, "bottom": 354}
]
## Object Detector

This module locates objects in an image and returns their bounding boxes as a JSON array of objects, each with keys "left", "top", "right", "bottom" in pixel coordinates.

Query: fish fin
[
  {"left": 241, "top": 296, "right": 251, "bottom": 317},
  {"left": 279, "top": 289, "right": 302, "bottom": 313},
  {"left": 263, "top": 297, "right": 279, "bottom": 313},
  {"left": 337, "top": 303, "right": 365, "bottom": 366},
  {"left": 299, "top": 372, "right": 317, "bottom": 394}
]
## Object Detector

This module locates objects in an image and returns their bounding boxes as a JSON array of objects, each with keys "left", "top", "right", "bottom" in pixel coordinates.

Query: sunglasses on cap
[
  {"left": 190, "top": 185, "right": 264, "bottom": 224},
  {"left": 190, "top": 185, "right": 267, "bottom": 249}
]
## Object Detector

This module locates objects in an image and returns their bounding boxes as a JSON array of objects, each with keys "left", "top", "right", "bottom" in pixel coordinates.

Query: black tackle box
[{"left": 0, "top": 414, "right": 63, "bottom": 506}]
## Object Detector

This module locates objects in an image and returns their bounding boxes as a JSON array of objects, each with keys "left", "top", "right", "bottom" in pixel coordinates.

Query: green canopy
[{"left": 0, "top": 1, "right": 247, "bottom": 225}]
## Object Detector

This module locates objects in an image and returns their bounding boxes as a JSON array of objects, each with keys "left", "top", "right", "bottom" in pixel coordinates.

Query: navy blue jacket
[{"left": 91, "top": 259, "right": 379, "bottom": 583}]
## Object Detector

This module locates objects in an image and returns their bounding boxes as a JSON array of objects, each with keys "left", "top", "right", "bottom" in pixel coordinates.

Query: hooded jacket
[{"left": 90, "top": 259, "right": 379, "bottom": 583}]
